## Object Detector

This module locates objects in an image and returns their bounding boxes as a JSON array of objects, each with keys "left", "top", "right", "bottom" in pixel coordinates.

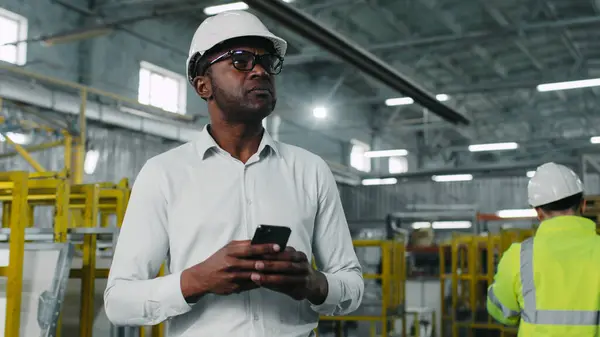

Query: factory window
[
  {"left": 350, "top": 139, "right": 371, "bottom": 172},
  {"left": 389, "top": 156, "right": 408, "bottom": 174},
  {"left": 138, "top": 61, "right": 187, "bottom": 114},
  {"left": 0, "top": 8, "right": 28, "bottom": 65}
]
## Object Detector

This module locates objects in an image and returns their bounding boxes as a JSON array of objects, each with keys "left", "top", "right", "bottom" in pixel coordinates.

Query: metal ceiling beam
[{"left": 244, "top": 0, "right": 469, "bottom": 125}]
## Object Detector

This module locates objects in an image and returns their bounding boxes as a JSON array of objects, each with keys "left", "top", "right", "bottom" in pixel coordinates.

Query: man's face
[{"left": 201, "top": 44, "right": 278, "bottom": 124}]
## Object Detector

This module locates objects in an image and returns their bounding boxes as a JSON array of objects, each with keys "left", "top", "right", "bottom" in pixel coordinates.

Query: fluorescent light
[
  {"left": 436, "top": 94, "right": 450, "bottom": 101},
  {"left": 496, "top": 209, "right": 537, "bottom": 218},
  {"left": 432, "top": 174, "right": 473, "bottom": 182},
  {"left": 312, "top": 106, "right": 327, "bottom": 119},
  {"left": 385, "top": 97, "right": 414, "bottom": 106},
  {"left": 468, "top": 142, "right": 518, "bottom": 152},
  {"left": 412, "top": 221, "right": 472, "bottom": 229},
  {"left": 411, "top": 222, "right": 431, "bottom": 229},
  {"left": 537, "top": 78, "right": 600, "bottom": 92},
  {"left": 361, "top": 178, "right": 397, "bottom": 186},
  {"left": 204, "top": 2, "right": 249, "bottom": 15},
  {"left": 432, "top": 221, "right": 471, "bottom": 229},
  {"left": 591, "top": 136, "right": 600, "bottom": 144},
  {"left": 204, "top": 0, "right": 294, "bottom": 15},
  {"left": 385, "top": 94, "right": 450, "bottom": 106},
  {"left": 364, "top": 149, "right": 408, "bottom": 158},
  {"left": 527, "top": 170, "right": 535, "bottom": 178},
  {"left": 84, "top": 149, "right": 100, "bottom": 174}
]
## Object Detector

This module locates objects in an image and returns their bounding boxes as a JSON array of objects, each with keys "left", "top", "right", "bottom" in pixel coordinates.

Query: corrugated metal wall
[
  {"left": 0, "top": 124, "right": 175, "bottom": 183},
  {"left": 340, "top": 174, "right": 600, "bottom": 221}
]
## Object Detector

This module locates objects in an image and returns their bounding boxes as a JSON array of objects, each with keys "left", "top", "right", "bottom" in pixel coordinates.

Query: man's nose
[{"left": 249, "top": 62, "right": 269, "bottom": 78}]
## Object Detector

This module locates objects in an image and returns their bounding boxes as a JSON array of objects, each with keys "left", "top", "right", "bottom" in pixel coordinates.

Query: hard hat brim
[{"left": 186, "top": 32, "right": 287, "bottom": 85}]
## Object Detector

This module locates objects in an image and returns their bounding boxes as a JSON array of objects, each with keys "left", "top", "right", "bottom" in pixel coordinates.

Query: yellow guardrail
[
  {"left": 0, "top": 170, "right": 133, "bottom": 337},
  {"left": 315, "top": 239, "right": 406, "bottom": 337},
  {"left": 439, "top": 230, "right": 534, "bottom": 337}
]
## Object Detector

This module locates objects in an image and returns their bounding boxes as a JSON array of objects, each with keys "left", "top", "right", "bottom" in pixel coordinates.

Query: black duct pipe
[{"left": 244, "top": 0, "right": 470, "bottom": 125}]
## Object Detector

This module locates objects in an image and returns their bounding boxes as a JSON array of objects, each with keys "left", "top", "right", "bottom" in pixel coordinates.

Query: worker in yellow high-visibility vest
[{"left": 487, "top": 162, "right": 600, "bottom": 336}]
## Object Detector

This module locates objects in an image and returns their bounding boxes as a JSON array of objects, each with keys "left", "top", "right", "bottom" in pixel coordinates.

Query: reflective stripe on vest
[
  {"left": 520, "top": 238, "right": 600, "bottom": 325},
  {"left": 487, "top": 286, "right": 521, "bottom": 318}
]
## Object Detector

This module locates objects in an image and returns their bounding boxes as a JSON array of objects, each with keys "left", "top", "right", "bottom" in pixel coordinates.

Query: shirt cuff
[
  {"left": 310, "top": 272, "right": 342, "bottom": 315},
  {"left": 153, "top": 271, "right": 193, "bottom": 318}
]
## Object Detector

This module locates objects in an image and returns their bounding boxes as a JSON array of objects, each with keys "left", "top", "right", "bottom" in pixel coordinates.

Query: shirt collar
[
  {"left": 536, "top": 215, "right": 597, "bottom": 236},
  {"left": 195, "top": 124, "right": 280, "bottom": 160}
]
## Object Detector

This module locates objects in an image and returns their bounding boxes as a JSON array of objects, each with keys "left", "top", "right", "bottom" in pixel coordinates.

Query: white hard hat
[
  {"left": 527, "top": 162, "right": 584, "bottom": 207},
  {"left": 186, "top": 10, "right": 287, "bottom": 85}
]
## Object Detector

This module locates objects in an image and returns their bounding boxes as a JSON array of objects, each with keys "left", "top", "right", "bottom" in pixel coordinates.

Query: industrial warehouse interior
[{"left": 0, "top": 0, "right": 600, "bottom": 336}]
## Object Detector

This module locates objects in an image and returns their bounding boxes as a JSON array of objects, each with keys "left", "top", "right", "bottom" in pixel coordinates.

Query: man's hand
[
  {"left": 181, "top": 240, "right": 280, "bottom": 301},
  {"left": 249, "top": 247, "right": 328, "bottom": 304}
]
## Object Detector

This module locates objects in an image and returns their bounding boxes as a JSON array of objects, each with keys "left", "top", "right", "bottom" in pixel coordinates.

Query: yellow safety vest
[{"left": 487, "top": 215, "right": 600, "bottom": 336}]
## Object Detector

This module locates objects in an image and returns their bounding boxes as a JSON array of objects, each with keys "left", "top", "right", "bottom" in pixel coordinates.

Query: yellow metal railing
[
  {"left": 439, "top": 230, "right": 534, "bottom": 337},
  {"left": 315, "top": 239, "right": 407, "bottom": 337},
  {"left": 0, "top": 170, "right": 131, "bottom": 337}
]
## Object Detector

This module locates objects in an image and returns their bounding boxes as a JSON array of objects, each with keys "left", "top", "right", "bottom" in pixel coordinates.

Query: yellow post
[
  {"left": 74, "top": 89, "right": 87, "bottom": 184},
  {"left": 63, "top": 131, "right": 73, "bottom": 175},
  {"left": 4, "top": 172, "right": 29, "bottom": 337},
  {"left": 80, "top": 184, "right": 99, "bottom": 337}
]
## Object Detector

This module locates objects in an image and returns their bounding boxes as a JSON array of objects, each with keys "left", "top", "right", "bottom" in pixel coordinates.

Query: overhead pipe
[{"left": 244, "top": 0, "right": 470, "bottom": 125}]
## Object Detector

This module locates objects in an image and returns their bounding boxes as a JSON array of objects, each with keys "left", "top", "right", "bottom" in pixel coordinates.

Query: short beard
[{"left": 210, "top": 74, "right": 275, "bottom": 124}]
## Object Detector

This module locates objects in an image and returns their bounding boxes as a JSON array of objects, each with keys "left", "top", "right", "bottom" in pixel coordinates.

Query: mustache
[{"left": 247, "top": 81, "right": 274, "bottom": 94}]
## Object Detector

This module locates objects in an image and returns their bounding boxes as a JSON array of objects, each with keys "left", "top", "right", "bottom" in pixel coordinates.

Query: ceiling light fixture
[
  {"left": 590, "top": 136, "right": 600, "bottom": 144},
  {"left": 432, "top": 174, "right": 473, "bottom": 182},
  {"left": 468, "top": 142, "right": 518, "bottom": 152},
  {"left": 537, "top": 78, "right": 600, "bottom": 92},
  {"left": 496, "top": 209, "right": 537, "bottom": 218},
  {"left": 364, "top": 149, "right": 408, "bottom": 158},
  {"left": 312, "top": 106, "right": 327, "bottom": 119},
  {"left": 204, "top": 0, "right": 294, "bottom": 15},
  {"left": 361, "top": 178, "right": 398, "bottom": 186},
  {"left": 385, "top": 94, "right": 450, "bottom": 106}
]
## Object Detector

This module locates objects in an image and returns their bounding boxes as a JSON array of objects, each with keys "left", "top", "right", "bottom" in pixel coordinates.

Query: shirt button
[
  {"left": 253, "top": 313, "right": 259, "bottom": 321},
  {"left": 247, "top": 199, "right": 252, "bottom": 205}
]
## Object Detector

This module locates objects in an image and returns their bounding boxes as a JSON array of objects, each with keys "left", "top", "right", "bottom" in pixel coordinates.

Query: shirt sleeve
[
  {"left": 104, "top": 159, "right": 192, "bottom": 326},
  {"left": 486, "top": 243, "right": 522, "bottom": 326},
  {"left": 309, "top": 159, "right": 364, "bottom": 316}
]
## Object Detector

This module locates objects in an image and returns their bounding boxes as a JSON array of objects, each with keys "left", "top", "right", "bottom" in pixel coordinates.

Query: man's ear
[{"left": 194, "top": 76, "right": 212, "bottom": 100}]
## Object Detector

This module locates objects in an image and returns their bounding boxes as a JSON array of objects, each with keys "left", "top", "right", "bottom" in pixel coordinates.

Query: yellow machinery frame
[
  {"left": 315, "top": 239, "right": 406, "bottom": 337},
  {"left": 0, "top": 63, "right": 182, "bottom": 337},
  {"left": 439, "top": 229, "right": 534, "bottom": 337},
  {"left": 0, "top": 170, "right": 132, "bottom": 337}
]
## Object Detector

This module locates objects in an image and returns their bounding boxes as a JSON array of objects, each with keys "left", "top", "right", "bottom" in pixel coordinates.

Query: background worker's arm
[
  {"left": 310, "top": 159, "right": 364, "bottom": 316},
  {"left": 487, "top": 243, "right": 522, "bottom": 326},
  {"left": 104, "top": 160, "right": 191, "bottom": 326}
]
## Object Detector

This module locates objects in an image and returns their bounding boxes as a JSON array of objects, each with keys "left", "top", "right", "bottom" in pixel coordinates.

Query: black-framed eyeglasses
[{"left": 206, "top": 50, "right": 284, "bottom": 75}]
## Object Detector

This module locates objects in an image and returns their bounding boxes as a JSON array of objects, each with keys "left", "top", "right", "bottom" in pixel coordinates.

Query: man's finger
[
  {"left": 254, "top": 260, "right": 309, "bottom": 274},
  {"left": 261, "top": 251, "right": 308, "bottom": 262},
  {"left": 230, "top": 243, "right": 280, "bottom": 257},
  {"left": 251, "top": 273, "right": 308, "bottom": 286}
]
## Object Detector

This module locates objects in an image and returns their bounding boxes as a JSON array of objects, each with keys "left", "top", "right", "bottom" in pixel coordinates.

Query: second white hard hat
[
  {"left": 185, "top": 10, "right": 288, "bottom": 85},
  {"left": 527, "top": 162, "right": 584, "bottom": 207}
]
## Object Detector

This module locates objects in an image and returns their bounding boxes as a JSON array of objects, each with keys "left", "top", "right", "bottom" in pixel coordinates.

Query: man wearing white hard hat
[
  {"left": 487, "top": 162, "right": 600, "bottom": 336},
  {"left": 104, "top": 10, "right": 364, "bottom": 337}
]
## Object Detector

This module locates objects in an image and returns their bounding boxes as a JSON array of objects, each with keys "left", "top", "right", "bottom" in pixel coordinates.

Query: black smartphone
[{"left": 251, "top": 225, "right": 291, "bottom": 250}]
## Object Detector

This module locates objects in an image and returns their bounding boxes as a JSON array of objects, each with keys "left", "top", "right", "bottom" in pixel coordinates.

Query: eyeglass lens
[{"left": 231, "top": 50, "right": 283, "bottom": 74}]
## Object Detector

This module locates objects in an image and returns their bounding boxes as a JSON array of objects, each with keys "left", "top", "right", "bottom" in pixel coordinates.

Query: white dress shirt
[{"left": 104, "top": 125, "right": 364, "bottom": 337}]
